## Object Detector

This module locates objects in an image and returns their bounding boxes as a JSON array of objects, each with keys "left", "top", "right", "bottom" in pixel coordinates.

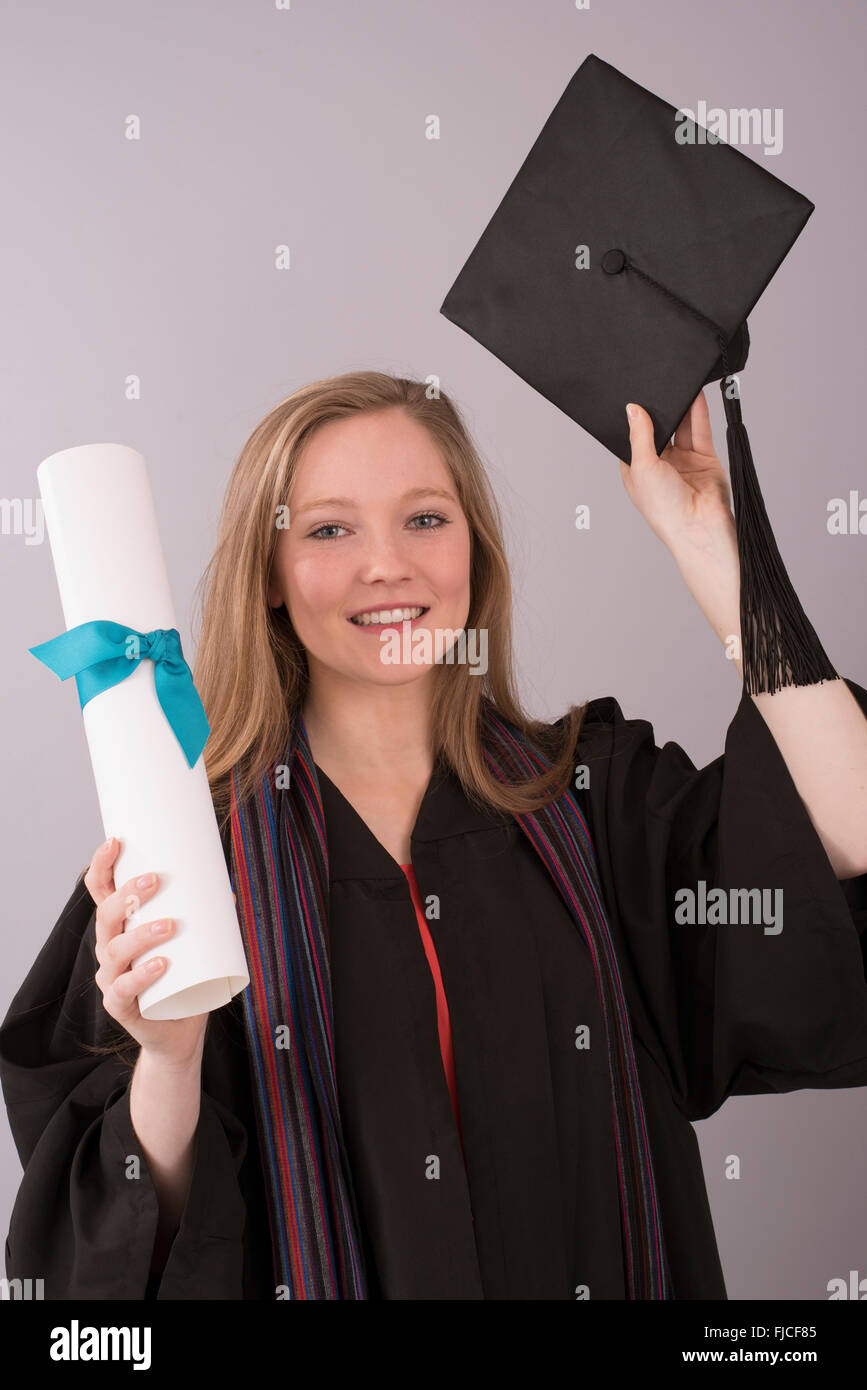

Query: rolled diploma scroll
[{"left": 37, "top": 442, "right": 250, "bottom": 1020}]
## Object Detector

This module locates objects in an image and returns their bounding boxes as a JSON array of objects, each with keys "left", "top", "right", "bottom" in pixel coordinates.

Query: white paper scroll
[{"left": 37, "top": 442, "right": 249, "bottom": 1020}]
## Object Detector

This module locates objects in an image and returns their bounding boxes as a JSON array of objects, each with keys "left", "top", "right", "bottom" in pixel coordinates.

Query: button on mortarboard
[{"left": 440, "top": 52, "right": 837, "bottom": 696}]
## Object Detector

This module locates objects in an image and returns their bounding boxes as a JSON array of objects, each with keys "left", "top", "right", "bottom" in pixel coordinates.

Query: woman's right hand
[{"left": 84, "top": 836, "right": 210, "bottom": 1066}]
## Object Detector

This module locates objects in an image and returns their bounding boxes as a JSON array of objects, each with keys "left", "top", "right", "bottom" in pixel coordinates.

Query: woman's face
[{"left": 268, "top": 408, "right": 472, "bottom": 688}]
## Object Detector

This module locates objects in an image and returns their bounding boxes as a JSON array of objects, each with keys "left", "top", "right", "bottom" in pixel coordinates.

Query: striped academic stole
[{"left": 228, "top": 706, "right": 671, "bottom": 1300}]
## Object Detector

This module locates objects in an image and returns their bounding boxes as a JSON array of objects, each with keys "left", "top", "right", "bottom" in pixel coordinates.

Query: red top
[{"left": 400, "top": 862, "right": 465, "bottom": 1158}]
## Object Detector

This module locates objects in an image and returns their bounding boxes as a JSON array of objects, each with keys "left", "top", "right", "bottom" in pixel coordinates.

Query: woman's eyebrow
[{"left": 293, "top": 486, "right": 457, "bottom": 517}]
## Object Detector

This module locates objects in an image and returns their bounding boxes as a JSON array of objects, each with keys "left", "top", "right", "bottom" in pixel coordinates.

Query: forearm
[
  {"left": 749, "top": 680, "right": 867, "bottom": 878},
  {"left": 668, "top": 516, "right": 745, "bottom": 680},
  {"left": 129, "top": 1045, "right": 203, "bottom": 1273},
  {"left": 670, "top": 523, "right": 867, "bottom": 879}
]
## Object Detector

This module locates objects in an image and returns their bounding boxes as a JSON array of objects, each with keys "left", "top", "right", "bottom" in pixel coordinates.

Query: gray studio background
[{"left": 2, "top": 0, "right": 865, "bottom": 1300}]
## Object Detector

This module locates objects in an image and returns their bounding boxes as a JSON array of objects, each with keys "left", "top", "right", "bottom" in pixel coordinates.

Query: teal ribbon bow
[{"left": 29, "top": 620, "right": 210, "bottom": 768}]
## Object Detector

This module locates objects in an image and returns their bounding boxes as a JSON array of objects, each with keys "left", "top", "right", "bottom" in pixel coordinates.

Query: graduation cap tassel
[
  {"left": 717, "top": 349, "right": 838, "bottom": 695},
  {"left": 623, "top": 256, "right": 837, "bottom": 694}
]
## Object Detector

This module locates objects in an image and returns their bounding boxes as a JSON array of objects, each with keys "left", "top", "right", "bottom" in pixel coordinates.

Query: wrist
[
  {"left": 664, "top": 509, "right": 738, "bottom": 568},
  {"left": 136, "top": 1040, "right": 205, "bottom": 1076}
]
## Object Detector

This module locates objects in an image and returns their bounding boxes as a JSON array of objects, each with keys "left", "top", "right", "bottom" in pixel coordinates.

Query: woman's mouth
[{"left": 348, "top": 605, "right": 429, "bottom": 630}]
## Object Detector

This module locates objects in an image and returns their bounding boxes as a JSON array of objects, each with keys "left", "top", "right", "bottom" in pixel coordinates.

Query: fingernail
[
  {"left": 103, "top": 837, "right": 114, "bottom": 851},
  {"left": 136, "top": 873, "right": 155, "bottom": 888},
  {"left": 152, "top": 920, "right": 172, "bottom": 935},
  {"left": 626, "top": 403, "right": 638, "bottom": 422},
  {"left": 145, "top": 957, "right": 164, "bottom": 973}
]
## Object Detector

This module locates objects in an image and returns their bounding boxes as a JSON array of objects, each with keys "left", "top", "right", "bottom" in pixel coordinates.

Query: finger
[
  {"left": 624, "top": 402, "right": 661, "bottom": 468},
  {"left": 673, "top": 399, "right": 694, "bottom": 453},
  {"left": 103, "top": 955, "right": 166, "bottom": 1023},
  {"left": 94, "top": 872, "right": 161, "bottom": 955},
  {"left": 83, "top": 837, "right": 121, "bottom": 907},
  {"left": 97, "top": 916, "right": 174, "bottom": 981},
  {"left": 687, "top": 388, "right": 715, "bottom": 456}
]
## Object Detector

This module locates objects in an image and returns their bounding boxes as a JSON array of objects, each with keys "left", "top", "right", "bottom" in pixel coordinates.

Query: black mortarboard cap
[{"left": 440, "top": 53, "right": 837, "bottom": 695}]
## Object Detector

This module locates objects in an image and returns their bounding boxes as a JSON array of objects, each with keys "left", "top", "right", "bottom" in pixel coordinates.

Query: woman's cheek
[{"left": 288, "top": 553, "right": 348, "bottom": 623}]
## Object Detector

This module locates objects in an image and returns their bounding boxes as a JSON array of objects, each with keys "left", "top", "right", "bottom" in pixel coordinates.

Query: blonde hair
[{"left": 192, "top": 370, "right": 587, "bottom": 829}]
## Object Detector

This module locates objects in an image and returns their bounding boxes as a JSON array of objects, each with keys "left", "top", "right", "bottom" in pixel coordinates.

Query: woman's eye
[
  {"left": 307, "top": 511, "right": 449, "bottom": 541},
  {"left": 308, "top": 523, "right": 347, "bottom": 541}
]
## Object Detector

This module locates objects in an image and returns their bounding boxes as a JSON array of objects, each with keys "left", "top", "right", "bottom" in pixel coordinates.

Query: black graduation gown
[{"left": 2, "top": 679, "right": 867, "bottom": 1300}]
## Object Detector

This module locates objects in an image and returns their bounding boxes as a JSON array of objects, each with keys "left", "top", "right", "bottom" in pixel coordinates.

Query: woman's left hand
[{"left": 618, "top": 391, "right": 735, "bottom": 552}]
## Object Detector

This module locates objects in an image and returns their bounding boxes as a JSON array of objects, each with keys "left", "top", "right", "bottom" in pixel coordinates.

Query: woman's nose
[{"left": 356, "top": 535, "right": 415, "bottom": 581}]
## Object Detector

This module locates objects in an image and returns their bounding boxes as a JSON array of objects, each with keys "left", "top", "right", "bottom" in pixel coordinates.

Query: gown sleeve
[
  {"left": 0, "top": 868, "right": 252, "bottom": 1300},
  {"left": 574, "top": 675, "right": 867, "bottom": 1122}
]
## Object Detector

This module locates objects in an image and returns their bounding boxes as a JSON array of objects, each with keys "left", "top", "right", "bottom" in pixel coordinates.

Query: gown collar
[{"left": 313, "top": 755, "right": 510, "bottom": 881}]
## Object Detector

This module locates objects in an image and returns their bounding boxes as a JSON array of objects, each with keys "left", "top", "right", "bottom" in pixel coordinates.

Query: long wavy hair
[{"left": 192, "top": 370, "right": 587, "bottom": 830}]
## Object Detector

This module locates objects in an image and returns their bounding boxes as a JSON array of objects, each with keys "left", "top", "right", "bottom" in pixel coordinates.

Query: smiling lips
[{"left": 349, "top": 605, "right": 429, "bottom": 627}]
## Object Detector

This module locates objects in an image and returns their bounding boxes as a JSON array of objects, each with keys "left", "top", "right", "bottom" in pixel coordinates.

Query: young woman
[{"left": 3, "top": 371, "right": 867, "bottom": 1300}]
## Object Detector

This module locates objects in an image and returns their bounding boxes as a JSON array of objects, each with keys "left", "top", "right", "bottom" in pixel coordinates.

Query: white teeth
[{"left": 350, "top": 606, "right": 426, "bottom": 626}]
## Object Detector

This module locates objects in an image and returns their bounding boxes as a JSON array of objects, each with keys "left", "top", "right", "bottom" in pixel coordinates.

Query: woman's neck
[{"left": 301, "top": 668, "right": 436, "bottom": 784}]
